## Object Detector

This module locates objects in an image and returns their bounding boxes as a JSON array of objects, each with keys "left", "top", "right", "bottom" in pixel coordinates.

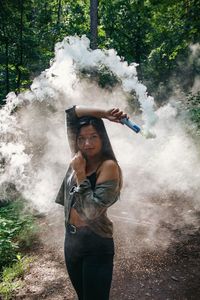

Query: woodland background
[
  {"left": 0, "top": 0, "right": 200, "bottom": 105},
  {"left": 0, "top": 1, "right": 200, "bottom": 298}
]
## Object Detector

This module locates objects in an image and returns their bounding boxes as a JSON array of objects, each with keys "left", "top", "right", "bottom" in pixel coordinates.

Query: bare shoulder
[
  {"left": 101, "top": 159, "right": 118, "bottom": 170},
  {"left": 96, "top": 160, "right": 120, "bottom": 184}
]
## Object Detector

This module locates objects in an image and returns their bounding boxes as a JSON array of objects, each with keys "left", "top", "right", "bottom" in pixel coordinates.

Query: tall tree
[
  {"left": 0, "top": 0, "right": 199, "bottom": 104},
  {"left": 16, "top": 0, "right": 24, "bottom": 92},
  {"left": 90, "top": 0, "right": 98, "bottom": 49}
]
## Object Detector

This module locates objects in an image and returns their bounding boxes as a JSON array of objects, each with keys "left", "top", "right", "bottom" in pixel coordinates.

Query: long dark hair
[{"left": 75, "top": 116, "right": 123, "bottom": 190}]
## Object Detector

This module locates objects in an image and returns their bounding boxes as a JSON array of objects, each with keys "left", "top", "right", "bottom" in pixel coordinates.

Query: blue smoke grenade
[
  {"left": 120, "top": 118, "right": 156, "bottom": 139},
  {"left": 120, "top": 118, "right": 141, "bottom": 133}
]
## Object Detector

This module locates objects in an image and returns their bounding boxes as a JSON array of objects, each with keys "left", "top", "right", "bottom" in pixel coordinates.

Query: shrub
[
  {"left": 0, "top": 255, "right": 33, "bottom": 300},
  {"left": 0, "top": 199, "right": 38, "bottom": 272},
  {"left": 186, "top": 91, "right": 200, "bottom": 135}
]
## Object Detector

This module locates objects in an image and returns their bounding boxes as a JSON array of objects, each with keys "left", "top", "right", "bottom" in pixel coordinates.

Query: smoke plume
[{"left": 0, "top": 36, "right": 200, "bottom": 249}]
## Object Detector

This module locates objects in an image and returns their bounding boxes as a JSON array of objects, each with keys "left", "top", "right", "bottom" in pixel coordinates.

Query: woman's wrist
[
  {"left": 75, "top": 170, "right": 86, "bottom": 185},
  {"left": 103, "top": 109, "right": 109, "bottom": 119}
]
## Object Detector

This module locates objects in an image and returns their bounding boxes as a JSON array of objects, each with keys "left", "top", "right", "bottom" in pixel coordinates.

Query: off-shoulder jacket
[{"left": 55, "top": 106, "right": 120, "bottom": 238}]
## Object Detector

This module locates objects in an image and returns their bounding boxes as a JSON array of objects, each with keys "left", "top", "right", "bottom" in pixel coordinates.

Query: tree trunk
[
  {"left": 2, "top": 24, "right": 10, "bottom": 94},
  {"left": 16, "top": 0, "right": 24, "bottom": 92},
  {"left": 57, "top": 0, "right": 62, "bottom": 25},
  {"left": 5, "top": 37, "right": 9, "bottom": 94},
  {"left": 90, "top": 0, "right": 98, "bottom": 49},
  {"left": 51, "top": 0, "right": 62, "bottom": 51},
  {"left": 135, "top": 0, "right": 144, "bottom": 79}
]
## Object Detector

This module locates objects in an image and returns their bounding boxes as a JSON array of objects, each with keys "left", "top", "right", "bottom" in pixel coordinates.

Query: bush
[
  {"left": 0, "top": 255, "right": 33, "bottom": 300},
  {"left": 186, "top": 91, "right": 200, "bottom": 134},
  {"left": 0, "top": 199, "right": 38, "bottom": 272},
  {"left": 80, "top": 64, "right": 120, "bottom": 89}
]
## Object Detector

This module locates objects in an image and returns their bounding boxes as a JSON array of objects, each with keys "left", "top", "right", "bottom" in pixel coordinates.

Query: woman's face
[{"left": 77, "top": 125, "right": 102, "bottom": 159}]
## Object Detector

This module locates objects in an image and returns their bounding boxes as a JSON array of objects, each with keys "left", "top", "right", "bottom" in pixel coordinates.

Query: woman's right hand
[
  {"left": 71, "top": 151, "right": 86, "bottom": 185},
  {"left": 105, "top": 108, "right": 128, "bottom": 123},
  {"left": 71, "top": 151, "right": 86, "bottom": 173}
]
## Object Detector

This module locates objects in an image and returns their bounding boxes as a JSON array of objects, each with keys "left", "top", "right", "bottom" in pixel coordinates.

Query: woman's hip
[{"left": 64, "top": 223, "right": 115, "bottom": 258}]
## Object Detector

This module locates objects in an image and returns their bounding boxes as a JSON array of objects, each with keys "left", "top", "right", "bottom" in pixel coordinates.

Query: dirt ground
[{"left": 14, "top": 207, "right": 200, "bottom": 300}]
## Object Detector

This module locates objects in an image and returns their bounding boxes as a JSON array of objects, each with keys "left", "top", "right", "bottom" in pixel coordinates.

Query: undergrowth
[
  {"left": 0, "top": 198, "right": 38, "bottom": 299},
  {"left": 0, "top": 255, "right": 34, "bottom": 300},
  {"left": 186, "top": 91, "right": 200, "bottom": 135}
]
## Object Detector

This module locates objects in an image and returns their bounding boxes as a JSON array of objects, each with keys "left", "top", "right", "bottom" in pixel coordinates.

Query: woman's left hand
[{"left": 105, "top": 108, "right": 128, "bottom": 123}]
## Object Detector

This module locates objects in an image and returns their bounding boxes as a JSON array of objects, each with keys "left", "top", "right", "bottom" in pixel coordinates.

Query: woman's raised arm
[{"left": 75, "top": 106, "right": 128, "bottom": 123}]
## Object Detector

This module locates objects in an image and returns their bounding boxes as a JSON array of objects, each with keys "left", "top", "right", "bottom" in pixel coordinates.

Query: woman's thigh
[
  {"left": 82, "top": 254, "right": 114, "bottom": 300},
  {"left": 65, "top": 255, "right": 84, "bottom": 300},
  {"left": 64, "top": 232, "right": 84, "bottom": 300},
  {"left": 64, "top": 229, "right": 114, "bottom": 300}
]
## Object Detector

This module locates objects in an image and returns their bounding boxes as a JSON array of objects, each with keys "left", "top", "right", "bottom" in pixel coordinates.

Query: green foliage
[
  {"left": 143, "top": 1, "right": 188, "bottom": 85},
  {"left": 80, "top": 64, "right": 120, "bottom": 89},
  {"left": 99, "top": 0, "right": 200, "bottom": 100},
  {"left": 0, "top": 280, "right": 21, "bottom": 300},
  {"left": 0, "top": 0, "right": 199, "bottom": 104},
  {"left": 0, "top": 199, "right": 38, "bottom": 272},
  {"left": 0, "top": 218, "right": 19, "bottom": 269},
  {"left": 97, "top": 65, "right": 120, "bottom": 88},
  {"left": 99, "top": 0, "right": 151, "bottom": 66},
  {"left": 145, "top": 0, "right": 200, "bottom": 96},
  {"left": 186, "top": 92, "right": 200, "bottom": 132},
  {"left": 0, "top": 0, "right": 90, "bottom": 103},
  {"left": 0, "top": 255, "right": 33, "bottom": 300}
]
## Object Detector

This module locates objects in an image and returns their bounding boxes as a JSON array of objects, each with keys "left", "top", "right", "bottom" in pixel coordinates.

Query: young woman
[{"left": 55, "top": 105, "right": 127, "bottom": 300}]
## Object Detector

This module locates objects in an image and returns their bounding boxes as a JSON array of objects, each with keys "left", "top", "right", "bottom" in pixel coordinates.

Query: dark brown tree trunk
[
  {"left": 16, "top": 0, "right": 24, "bottom": 92},
  {"left": 135, "top": 0, "right": 144, "bottom": 79},
  {"left": 1, "top": 0, "right": 10, "bottom": 96},
  {"left": 5, "top": 37, "right": 9, "bottom": 94},
  {"left": 57, "top": 0, "right": 62, "bottom": 25},
  {"left": 51, "top": 0, "right": 62, "bottom": 51},
  {"left": 90, "top": 0, "right": 98, "bottom": 49}
]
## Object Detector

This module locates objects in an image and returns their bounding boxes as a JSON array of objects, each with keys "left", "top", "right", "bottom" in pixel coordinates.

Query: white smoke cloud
[{"left": 0, "top": 36, "right": 200, "bottom": 249}]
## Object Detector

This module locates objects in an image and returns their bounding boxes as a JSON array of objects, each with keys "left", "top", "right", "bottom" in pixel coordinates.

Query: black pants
[{"left": 64, "top": 224, "right": 114, "bottom": 300}]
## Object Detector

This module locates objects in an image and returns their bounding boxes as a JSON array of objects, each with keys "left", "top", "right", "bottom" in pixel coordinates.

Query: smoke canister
[{"left": 120, "top": 118, "right": 141, "bottom": 133}]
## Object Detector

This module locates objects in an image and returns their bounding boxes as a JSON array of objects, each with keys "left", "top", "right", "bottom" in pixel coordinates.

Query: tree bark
[
  {"left": 51, "top": 0, "right": 62, "bottom": 51},
  {"left": 5, "top": 37, "right": 9, "bottom": 94},
  {"left": 57, "top": 0, "right": 62, "bottom": 25},
  {"left": 16, "top": 0, "right": 24, "bottom": 92},
  {"left": 90, "top": 0, "right": 98, "bottom": 49},
  {"left": 1, "top": 2, "right": 10, "bottom": 95}
]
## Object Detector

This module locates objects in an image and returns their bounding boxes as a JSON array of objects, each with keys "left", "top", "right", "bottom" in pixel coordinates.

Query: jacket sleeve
[
  {"left": 72, "top": 179, "right": 120, "bottom": 220},
  {"left": 65, "top": 106, "right": 79, "bottom": 155},
  {"left": 55, "top": 165, "right": 73, "bottom": 205},
  {"left": 55, "top": 107, "right": 78, "bottom": 204},
  {"left": 55, "top": 178, "right": 65, "bottom": 206}
]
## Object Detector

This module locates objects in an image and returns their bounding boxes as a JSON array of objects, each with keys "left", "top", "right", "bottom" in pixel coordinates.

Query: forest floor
[{"left": 14, "top": 206, "right": 200, "bottom": 300}]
